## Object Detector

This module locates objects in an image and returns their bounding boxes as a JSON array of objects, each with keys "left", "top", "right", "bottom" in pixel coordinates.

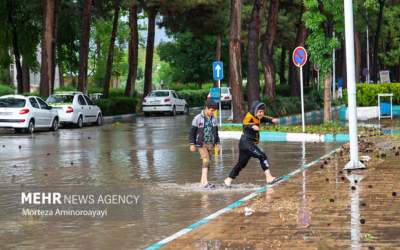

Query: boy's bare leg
[
  {"left": 201, "top": 167, "right": 209, "bottom": 186},
  {"left": 265, "top": 169, "right": 276, "bottom": 183}
]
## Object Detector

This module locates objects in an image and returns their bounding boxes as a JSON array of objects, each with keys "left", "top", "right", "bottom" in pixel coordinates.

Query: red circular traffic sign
[{"left": 292, "top": 46, "right": 308, "bottom": 68}]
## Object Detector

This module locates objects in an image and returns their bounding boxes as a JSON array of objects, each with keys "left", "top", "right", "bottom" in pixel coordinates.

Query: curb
[
  {"left": 103, "top": 113, "right": 139, "bottom": 124},
  {"left": 223, "top": 106, "right": 344, "bottom": 126},
  {"left": 219, "top": 131, "right": 349, "bottom": 142}
]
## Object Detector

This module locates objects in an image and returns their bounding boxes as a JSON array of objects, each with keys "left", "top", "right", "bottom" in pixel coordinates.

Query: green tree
[
  {"left": 303, "top": 0, "right": 343, "bottom": 122},
  {"left": 0, "top": 0, "right": 41, "bottom": 93},
  {"left": 158, "top": 32, "right": 221, "bottom": 87}
]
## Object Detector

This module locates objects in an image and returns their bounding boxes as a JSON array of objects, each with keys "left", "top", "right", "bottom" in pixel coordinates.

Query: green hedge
[
  {"left": 221, "top": 122, "right": 380, "bottom": 134},
  {"left": 0, "top": 85, "right": 15, "bottom": 96},
  {"left": 167, "top": 82, "right": 214, "bottom": 91},
  {"left": 343, "top": 83, "right": 400, "bottom": 106},
  {"left": 261, "top": 90, "right": 323, "bottom": 117},
  {"left": 177, "top": 89, "right": 209, "bottom": 107},
  {"left": 55, "top": 86, "right": 127, "bottom": 97},
  {"left": 94, "top": 96, "right": 137, "bottom": 116}
]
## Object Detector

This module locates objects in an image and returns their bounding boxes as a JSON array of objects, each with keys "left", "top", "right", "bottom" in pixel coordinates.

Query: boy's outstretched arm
[{"left": 262, "top": 116, "right": 279, "bottom": 124}]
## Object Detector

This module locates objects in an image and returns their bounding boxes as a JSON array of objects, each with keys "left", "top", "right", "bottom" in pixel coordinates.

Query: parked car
[
  {"left": 142, "top": 90, "right": 188, "bottom": 116},
  {"left": 89, "top": 93, "right": 103, "bottom": 101},
  {"left": 207, "top": 86, "right": 232, "bottom": 108},
  {"left": 0, "top": 95, "right": 59, "bottom": 133},
  {"left": 47, "top": 92, "right": 102, "bottom": 128}
]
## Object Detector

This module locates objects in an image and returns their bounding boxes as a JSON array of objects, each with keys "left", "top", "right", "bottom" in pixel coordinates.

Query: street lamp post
[
  {"left": 366, "top": 12, "right": 370, "bottom": 84},
  {"left": 344, "top": 0, "right": 365, "bottom": 170},
  {"left": 332, "top": 31, "right": 336, "bottom": 99}
]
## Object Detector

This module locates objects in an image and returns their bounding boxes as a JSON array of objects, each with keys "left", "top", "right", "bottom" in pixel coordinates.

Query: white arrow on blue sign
[{"left": 212, "top": 61, "right": 223, "bottom": 81}]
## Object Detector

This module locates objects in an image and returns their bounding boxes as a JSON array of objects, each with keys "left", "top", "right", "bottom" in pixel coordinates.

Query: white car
[
  {"left": 47, "top": 92, "right": 102, "bottom": 128},
  {"left": 0, "top": 95, "right": 59, "bottom": 133},
  {"left": 142, "top": 90, "right": 188, "bottom": 116},
  {"left": 207, "top": 87, "right": 232, "bottom": 108}
]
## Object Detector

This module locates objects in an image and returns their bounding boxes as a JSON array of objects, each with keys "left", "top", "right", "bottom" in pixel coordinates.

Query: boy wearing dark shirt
[{"left": 224, "top": 101, "right": 278, "bottom": 186}]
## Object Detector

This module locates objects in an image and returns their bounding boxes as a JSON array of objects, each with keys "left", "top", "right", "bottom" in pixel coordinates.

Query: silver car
[
  {"left": 47, "top": 92, "right": 102, "bottom": 128},
  {"left": 0, "top": 95, "right": 59, "bottom": 133}
]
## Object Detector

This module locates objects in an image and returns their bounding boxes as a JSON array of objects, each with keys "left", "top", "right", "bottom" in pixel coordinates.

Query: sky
[{"left": 137, "top": 15, "right": 173, "bottom": 46}]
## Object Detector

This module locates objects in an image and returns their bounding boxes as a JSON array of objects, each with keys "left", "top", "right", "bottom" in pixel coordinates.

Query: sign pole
[
  {"left": 300, "top": 66, "right": 305, "bottom": 133},
  {"left": 218, "top": 80, "right": 222, "bottom": 127},
  {"left": 344, "top": 0, "right": 365, "bottom": 170},
  {"left": 212, "top": 61, "right": 224, "bottom": 127},
  {"left": 293, "top": 46, "right": 307, "bottom": 133}
]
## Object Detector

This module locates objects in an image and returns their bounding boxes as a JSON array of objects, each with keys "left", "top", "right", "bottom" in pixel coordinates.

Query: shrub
[
  {"left": 94, "top": 96, "right": 138, "bottom": 116},
  {"left": 275, "top": 84, "right": 314, "bottom": 97},
  {"left": 0, "top": 85, "right": 15, "bottom": 96},
  {"left": 261, "top": 90, "right": 323, "bottom": 117},
  {"left": 343, "top": 83, "right": 400, "bottom": 106},
  {"left": 55, "top": 86, "right": 76, "bottom": 92},
  {"left": 167, "top": 82, "right": 214, "bottom": 91},
  {"left": 177, "top": 89, "right": 209, "bottom": 107}
]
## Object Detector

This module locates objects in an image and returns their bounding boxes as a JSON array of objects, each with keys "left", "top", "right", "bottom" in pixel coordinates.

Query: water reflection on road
[{"left": 0, "top": 115, "right": 341, "bottom": 249}]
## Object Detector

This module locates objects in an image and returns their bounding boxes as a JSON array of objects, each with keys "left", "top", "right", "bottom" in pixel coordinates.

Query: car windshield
[
  {"left": 47, "top": 95, "right": 74, "bottom": 104},
  {"left": 0, "top": 98, "right": 26, "bottom": 108},
  {"left": 149, "top": 91, "right": 169, "bottom": 97},
  {"left": 221, "top": 88, "right": 229, "bottom": 94}
]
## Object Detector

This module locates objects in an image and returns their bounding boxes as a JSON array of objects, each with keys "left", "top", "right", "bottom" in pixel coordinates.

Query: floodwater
[{"left": 0, "top": 114, "right": 341, "bottom": 249}]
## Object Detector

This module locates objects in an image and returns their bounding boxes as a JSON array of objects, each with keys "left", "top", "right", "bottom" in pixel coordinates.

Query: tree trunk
[
  {"left": 51, "top": 0, "right": 59, "bottom": 93},
  {"left": 290, "top": 15, "right": 307, "bottom": 96},
  {"left": 279, "top": 47, "right": 286, "bottom": 85},
  {"left": 323, "top": 72, "right": 332, "bottom": 122},
  {"left": 216, "top": 34, "right": 222, "bottom": 61},
  {"left": 22, "top": 62, "right": 30, "bottom": 93},
  {"left": 102, "top": 0, "right": 121, "bottom": 98},
  {"left": 261, "top": 0, "right": 279, "bottom": 99},
  {"left": 372, "top": 0, "right": 385, "bottom": 82},
  {"left": 305, "top": 60, "right": 310, "bottom": 87},
  {"left": 8, "top": 0, "right": 23, "bottom": 94},
  {"left": 341, "top": 42, "right": 347, "bottom": 87},
  {"left": 229, "top": 0, "right": 244, "bottom": 121},
  {"left": 354, "top": 31, "right": 361, "bottom": 83},
  {"left": 125, "top": 2, "right": 139, "bottom": 97},
  {"left": 247, "top": 0, "right": 265, "bottom": 110},
  {"left": 40, "top": 0, "right": 57, "bottom": 98},
  {"left": 214, "top": 33, "right": 222, "bottom": 87},
  {"left": 143, "top": 7, "right": 157, "bottom": 98},
  {"left": 58, "top": 62, "right": 64, "bottom": 88},
  {"left": 78, "top": 0, "right": 92, "bottom": 93},
  {"left": 94, "top": 36, "right": 101, "bottom": 72}
]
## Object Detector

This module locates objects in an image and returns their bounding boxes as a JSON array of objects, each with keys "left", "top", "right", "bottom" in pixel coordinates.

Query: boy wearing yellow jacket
[{"left": 224, "top": 101, "right": 279, "bottom": 186}]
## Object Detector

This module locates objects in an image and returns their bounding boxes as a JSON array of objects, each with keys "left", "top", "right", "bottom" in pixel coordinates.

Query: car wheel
[
  {"left": 95, "top": 114, "right": 102, "bottom": 126},
  {"left": 51, "top": 118, "right": 59, "bottom": 131},
  {"left": 171, "top": 106, "right": 176, "bottom": 116},
  {"left": 76, "top": 116, "right": 83, "bottom": 128},
  {"left": 26, "top": 120, "right": 35, "bottom": 134},
  {"left": 14, "top": 128, "right": 23, "bottom": 134}
]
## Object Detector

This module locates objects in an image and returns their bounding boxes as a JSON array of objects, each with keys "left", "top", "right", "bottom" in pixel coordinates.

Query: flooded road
[{"left": 0, "top": 115, "right": 341, "bottom": 249}]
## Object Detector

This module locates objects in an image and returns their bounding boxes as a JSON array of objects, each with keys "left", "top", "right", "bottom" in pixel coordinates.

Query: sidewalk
[{"left": 161, "top": 135, "right": 400, "bottom": 249}]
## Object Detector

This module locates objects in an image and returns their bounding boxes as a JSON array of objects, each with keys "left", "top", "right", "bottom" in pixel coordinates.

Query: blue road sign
[
  {"left": 210, "top": 87, "right": 220, "bottom": 102},
  {"left": 212, "top": 61, "right": 223, "bottom": 81},
  {"left": 292, "top": 47, "right": 308, "bottom": 67}
]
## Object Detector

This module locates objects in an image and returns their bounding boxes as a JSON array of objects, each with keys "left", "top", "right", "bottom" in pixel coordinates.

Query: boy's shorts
[{"left": 198, "top": 144, "right": 214, "bottom": 168}]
